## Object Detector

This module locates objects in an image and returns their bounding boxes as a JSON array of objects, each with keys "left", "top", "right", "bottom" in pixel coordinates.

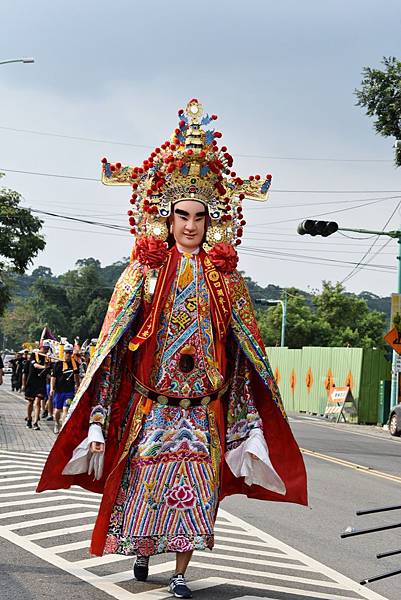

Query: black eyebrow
[{"left": 174, "top": 208, "right": 206, "bottom": 217}]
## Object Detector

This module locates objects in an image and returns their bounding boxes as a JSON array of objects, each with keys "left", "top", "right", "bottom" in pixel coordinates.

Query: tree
[
  {"left": 256, "top": 282, "right": 387, "bottom": 349},
  {"left": 257, "top": 288, "right": 330, "bottom": 349},
  {"left": 313, "top": 282, "right": 386, "bottom": 349},
  {"left": 0, "top": 174, "right": 45, "bottom": 315},
  {"left": 355, "top": 56, "right": 401, "bottom": 166}
]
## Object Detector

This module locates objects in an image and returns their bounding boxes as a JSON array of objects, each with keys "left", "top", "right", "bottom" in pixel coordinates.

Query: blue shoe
[{"left": 169, "top": 573, "right": 192, "bottom": 598}]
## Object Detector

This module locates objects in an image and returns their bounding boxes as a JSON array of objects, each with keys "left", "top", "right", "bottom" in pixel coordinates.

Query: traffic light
[{"left": 297, "top": 220, "right": 339, "bottom": 237}]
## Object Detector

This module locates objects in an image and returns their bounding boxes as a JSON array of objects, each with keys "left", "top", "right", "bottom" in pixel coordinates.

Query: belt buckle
[
  {"left": 157, "top": 395, "right": 168, "bottom": 406},
  {"left": 201, "top": 396, "right": 211, "bottom": 406},
  {"left": 179, "top": 398, "right": 191, "bottom": 409}
]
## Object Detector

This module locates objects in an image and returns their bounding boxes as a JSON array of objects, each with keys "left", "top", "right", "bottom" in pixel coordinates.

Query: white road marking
[
  {"left": 26, "top": 523, "right": 94, "bottom": 540},
  {"left": 8, "top": 511, "right": 98, "bottom": 530},
  {"left": 0, "top": 449, "right": 389, "bottom": 600}
]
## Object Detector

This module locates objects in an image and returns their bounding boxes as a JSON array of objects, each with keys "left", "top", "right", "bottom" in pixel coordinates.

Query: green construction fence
[{"left": 265, "top": 347, "right": 391, "bottom": 424}]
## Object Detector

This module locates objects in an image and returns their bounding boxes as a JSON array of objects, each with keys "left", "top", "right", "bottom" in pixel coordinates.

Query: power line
[
  {"left": 341, "top": 198, "right": 401, "bottom": 284},
  {"left": 251, "top": 196, "right": 401, "bottom": 227},
  {"left": 0, "top": 125, "right": 392, "bottom": 163},
  {"left": 2, "top": 166, "right": 401, "bottom": 194},
  {"left": 240, "top": 246, "right": 396, "bottom": 271}
]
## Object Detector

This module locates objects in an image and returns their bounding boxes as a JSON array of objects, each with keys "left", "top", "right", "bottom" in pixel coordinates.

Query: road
[{"left": 1, "top": 381, "right": 401, "bottom": 600}]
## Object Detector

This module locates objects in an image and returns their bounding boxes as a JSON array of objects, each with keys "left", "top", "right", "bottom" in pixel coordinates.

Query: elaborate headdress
[{"left": 101, "top": 99, "right": 272, "bottom": 270}]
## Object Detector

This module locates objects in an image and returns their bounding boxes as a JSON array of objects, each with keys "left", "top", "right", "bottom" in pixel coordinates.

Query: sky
[{"left": 1, "top": 0, "right": 401, "bottom": 296}]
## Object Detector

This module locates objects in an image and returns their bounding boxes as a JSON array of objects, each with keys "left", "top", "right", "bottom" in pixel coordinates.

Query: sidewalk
[{"left": 0, "top": 379, "right": 55, "bottom": 453}]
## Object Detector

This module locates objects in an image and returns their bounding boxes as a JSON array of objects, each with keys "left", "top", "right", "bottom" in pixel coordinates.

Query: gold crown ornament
[{"left": 101, "top": 99, "right": 272, "bottom": 255}]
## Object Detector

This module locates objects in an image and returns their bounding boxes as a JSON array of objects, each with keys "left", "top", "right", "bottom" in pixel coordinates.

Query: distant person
[
  {"left": 0, "top": 354, "right": 3, "bottom": 386},
  {"left": 17, "top": 349, "right": 29, "bottom": 393},
  {"left": 50, "top": 342, "right": 80, "bottom": 434},
  {"left": 23, "top": 342, "right": 52, "bottom": 430}
]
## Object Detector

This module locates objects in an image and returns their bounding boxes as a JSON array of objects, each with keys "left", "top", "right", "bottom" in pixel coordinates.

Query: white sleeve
[
  {"left": 225, "top": 428, "right": 286, "bottom": 494},
  {"left": 62, "top": 424, "right": 105, "bottom": 479}
]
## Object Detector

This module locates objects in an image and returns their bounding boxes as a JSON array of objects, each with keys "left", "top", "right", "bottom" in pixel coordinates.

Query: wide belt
[{"left": 133, "top": 377, "right": 229, "bottom": 409}]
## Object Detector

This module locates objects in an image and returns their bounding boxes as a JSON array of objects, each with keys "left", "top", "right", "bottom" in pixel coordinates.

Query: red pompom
[
  {"left": 239, "top": 193, "right": 245, "bottom": 200},
  {"left": 241, "top": 220, "right": 246, "bottom": 226},
  {"left": 211, "top": 114, "right": 218, "bottom": 120},
  {"left": 178, "top": 109, "right": 184, "bottom": 115},
  {"left": 129, "top": 217, "right": 135, "bottom": 225},
  {"left": 230, "top": 171, "right": 236, "bottom": 177},
  {"left": 199, "top": 150, "right": 206, "bottom": 158},
  {"left": 249, "top": 175, "right": 254, "bottom": 181},
  {"left": 255, "top": 174, "right": 261, "bottom": 180},
  {"left": 221, "top": 146, "right": 227, "bottom": 152},
  {"left": 187, "top": 149, "right": 193, "bottom": 155},
  {"left": 175, "top": 128, "right": 180, "bottom": 135},
  {"left": 130, "top": 227, "right": 136, "bottom": 235},
  {"left": 208, "top": 242, "right": 238, "bottom": 273},
  {"left": 135, "top": 237, "right": 169, "bottom": 268},
  {"left": 235, "top": 239, "right": 241, "bottom": 246},
  {"left": 170, "top": 144, "right": 176, "bottom": 151},
  {"left": 190, "top": 98, "right": 198, "bottom": 103},
  {"left": 214, "top": 131, "right": 222, "bottom": 138},
  {"left": 266, "top": 173, "right": 272, "bottom": 179},
  {"left": 101, "top": 157, "right": 108, "bottom": 164},
  {"left": 116, "top": 162, "right": 121, "bottom": 169},
  {"left": 128, "top": 210, "right": 133, "bottom": 216},
  {"left": 179, "top": 120, "right": 186, "bottom": 127}
]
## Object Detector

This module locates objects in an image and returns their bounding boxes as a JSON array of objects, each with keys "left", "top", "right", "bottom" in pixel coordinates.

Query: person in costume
[
  {"left": 50, "top": 342, "right": 81, "bottom": 434},
  {"left": 37, "top": 100, "right": 307, "bottom": 599}
]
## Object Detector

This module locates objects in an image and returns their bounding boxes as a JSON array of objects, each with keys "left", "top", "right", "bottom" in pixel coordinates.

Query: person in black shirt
[
  {"left": 23, "top": 343, "right": 52, "bottom": 430},
  {"left": 0, "top": 354, "right": 3, "bottom": 387},
  {"left": 50, "top": 343, "right": 80, "bottom": 434}
]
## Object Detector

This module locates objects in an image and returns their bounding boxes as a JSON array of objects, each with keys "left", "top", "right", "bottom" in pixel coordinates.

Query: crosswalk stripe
[
  {"left": 0, "top": 475, "right": 39, "bottom": 482},
  {"left": 49, "top": 540, "right": 90, "bottom": 553},
  {"left": 189, "top": 561, "right": 350, "bottom": 590},
  {"left": 213, "top": 542, "right": 302, "bottom": 560},
  {"left": 74, "top": 553, "right": 133, "bottom": 568},
  {"left": 0, "top": 502, "right": 98, "bottom": 519},
  {"left": 26, "top": 523, "right": 94, "bottom": 540},
  {"left": 193, "top": 550, "right": 316, "bottom": 571},
  {"left": 0, "top": 464, "right": 43, "bottom": 471},
  {"left": 197, "top": 577, "right": 362, "bottom": 600},
  {"left": 8, "top": 511, "right": 98, "bottom": 530},
  {"left": 0, "top": 451, "right": 389, "bottom": 600},
  {"left": 0, "top": 482, "right": 38, "bottom": 490},
  {"left": 0, "top": 495, "right": 99, "bottom": 509}
]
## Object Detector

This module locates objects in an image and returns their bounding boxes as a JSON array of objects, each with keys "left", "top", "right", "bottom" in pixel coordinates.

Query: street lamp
[
  {"left": 0, "top": 58, "right": 35, "bottom": 65},
  {"left": 255, "top": 292, "right": 287, "bottom": 347}
]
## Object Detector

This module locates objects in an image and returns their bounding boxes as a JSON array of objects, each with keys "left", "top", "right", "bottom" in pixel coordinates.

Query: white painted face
[{"left": 171, "top": 200, "right": 207, "bottom": 252}]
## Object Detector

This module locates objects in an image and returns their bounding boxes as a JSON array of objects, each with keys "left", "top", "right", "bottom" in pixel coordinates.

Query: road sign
[
  {"left": 384, "top": 327, "right": 401, "bottom": 355},
  {"left": 393, "top": 355, "right": 401, "bottom": 373},
  {"left": 324, "top": 387, "right": 357, "bottom": 423}
]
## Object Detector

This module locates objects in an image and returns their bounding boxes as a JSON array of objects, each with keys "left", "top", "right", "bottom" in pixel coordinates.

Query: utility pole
[
  {"left": 298, "top": 220, "right": 401, "bottom": 409},
  {"left": 255, "top": 292, "right": 287, "bottom": 347}
]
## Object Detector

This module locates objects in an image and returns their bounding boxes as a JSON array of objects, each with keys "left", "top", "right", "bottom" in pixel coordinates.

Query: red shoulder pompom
[
  {"left": 208, "top": 243, "right": 238, "bottom": 273},
  {"left": 134, "top": 237, "right": 169, "bottom": 269}
]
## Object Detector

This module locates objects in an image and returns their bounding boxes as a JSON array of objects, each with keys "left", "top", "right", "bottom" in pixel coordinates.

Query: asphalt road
[{"left": 1, "top": 382, "right": 401, "bottom": 600}]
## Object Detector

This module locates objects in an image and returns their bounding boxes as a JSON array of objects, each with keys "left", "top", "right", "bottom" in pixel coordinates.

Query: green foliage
[
  {"left": 0, "top": 175, "right": 46, "bottom": 316},
  {"left": 256, "top": 282, "right": 386, "bottom": 350},
  {"left": 1, "top": 257, "right": 127, "bottom": 348},
  {"left": 355, "top": 56, "right": 401, "bottom": 166}
]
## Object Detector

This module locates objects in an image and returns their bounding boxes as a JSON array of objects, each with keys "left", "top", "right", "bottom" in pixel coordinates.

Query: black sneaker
[
  {"left": 26, "top": 419, "right": 32, "bottom": 429},
  {"left": 169, "top": 574, "right": 192, "bottom": 599},
  {"left": 46, "top": 415, "right": 54, "bottom": 421},
  {"left": 133, "top": 555, "right": 149, "bottom": 581},
  {"left": 41, "top": 410, "right": 48, "bottom": 419},
  {"left": 32, "top": 422, "right": 40, "bottom": 431}
]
